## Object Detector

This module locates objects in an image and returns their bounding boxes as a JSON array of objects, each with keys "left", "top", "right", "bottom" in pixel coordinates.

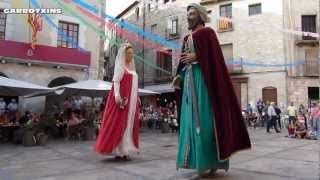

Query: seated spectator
[
  {"left": 54, "top": 113, "right": 67, "bottom": 138},
  {"left": 287, "top": 122, "right": 295, "bottom": 138},
  {"left": 0, "top": 112, "right": 8, "bottom": 124},
  {"left": 19, "top": 111, "right": 31, "bottom": 125},
  {"left": 295, "top": 120, "right": 307, "bottom": 139},
  {"left": 68, "top": 111, "right": 81, "bottom": 127}
]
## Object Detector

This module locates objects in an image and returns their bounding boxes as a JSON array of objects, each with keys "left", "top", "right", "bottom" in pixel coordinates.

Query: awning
[
  {"left": 26, "top": 80, "right": 159, "bottom": 97},
  {"left": 144, "top": 83, "right": 175, "bottom": 94},
  {"left": 0, "top": 76, "right": 53, "bottom": 96}
]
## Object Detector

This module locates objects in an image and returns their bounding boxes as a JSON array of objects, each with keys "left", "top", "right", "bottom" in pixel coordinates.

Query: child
[{"left": 287, "top": 122, "right": 295, "bottom": 138}]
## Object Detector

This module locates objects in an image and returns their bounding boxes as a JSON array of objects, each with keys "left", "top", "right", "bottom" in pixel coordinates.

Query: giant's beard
[{"left": 187, "top": 17, "right": 202, "bottom": 30}]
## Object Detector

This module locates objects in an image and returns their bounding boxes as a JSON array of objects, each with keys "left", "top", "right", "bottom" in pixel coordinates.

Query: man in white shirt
[
  {"left": 0, "top": 98, "right": 6, "bottom": 115},
  {"left": 267, "top": 102, "right": 280, "bottom": 133},
  {"left": 7, "top": 99, "right": 18, "bottom": 123},
  {"left": 7, "top": 99, "right": 18, "bottom": 112}
]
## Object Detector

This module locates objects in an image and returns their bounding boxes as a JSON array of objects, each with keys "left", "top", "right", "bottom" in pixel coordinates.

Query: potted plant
[{"left": 22, "top": 123, "right": 36, "bottom": 147}]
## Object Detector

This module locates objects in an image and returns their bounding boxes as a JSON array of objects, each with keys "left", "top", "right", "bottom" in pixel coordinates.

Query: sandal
[
  {"left": 114, "top": 156, "right": 124, "bottom": 161},
  {"left": 123, "top": 155, "right": 132, "bottom": 161}
]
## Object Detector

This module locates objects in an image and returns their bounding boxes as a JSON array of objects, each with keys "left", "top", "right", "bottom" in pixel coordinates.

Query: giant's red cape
[{"left": 176, "top": 27, "right": 251, "bottom": 160}]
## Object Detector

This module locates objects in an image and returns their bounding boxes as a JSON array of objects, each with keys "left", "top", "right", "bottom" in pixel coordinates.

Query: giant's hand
[
  {"left": 115, "top": 95, "right": 121, "bottom": 105},
  {"left": 180, "top": 53, "right": 197, "bottom": 64},
  {"left": 171, "top": 75, "right": 182, "bottom": 90}
]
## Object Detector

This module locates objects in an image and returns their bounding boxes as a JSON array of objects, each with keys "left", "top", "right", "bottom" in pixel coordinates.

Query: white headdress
[
  {"left": 112, "top": 43, "right": 136, "bottom": 82},
  {"left": 187, "top": 3, "right": 211, "bottom": 23}
]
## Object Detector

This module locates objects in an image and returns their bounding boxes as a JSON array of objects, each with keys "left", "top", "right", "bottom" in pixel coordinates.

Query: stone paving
[{"left": 0, "top": 128, "right": 319, "bottom": 180}]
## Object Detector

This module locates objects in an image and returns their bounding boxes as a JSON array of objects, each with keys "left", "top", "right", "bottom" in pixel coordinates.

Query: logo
[{"left": 3, "top": 8, "right": 62, "bottom": 14}]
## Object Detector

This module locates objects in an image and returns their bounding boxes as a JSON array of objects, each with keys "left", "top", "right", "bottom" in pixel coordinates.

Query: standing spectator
[
  {"left": 275, "top": 104, "right": 282, "bottom": 130},
  {"left": 309, "top": 102, "right": 318, "bottom": 131},
  {"left": 73, "top": 97, "right": 82, "bottom": 115},
  {"left": 0, "top": 98, "right": 6, "bottom": 115},
  {"left": 314, "top": 103, "right": 320, "bottom": 140},
  {"left": 7, "top": 99, "right": 18, "bottom": 123},
  {"left": 262, "top": 101, "right": 270, "bottom": 127},
  {"left": 267, "top": 102, "right": 280, "bottom": 133},
  {"left": 287, "top": 102, "right": 297, "bottom": 125},
  {"left": 63, "top": 97, "right": 73, "bottom": 116},
  {"left": 246, "top": 104, "right": 253, "bottom": 114},
  {"left": 256, "top": 99, "right": 264, "bottom": 115}
]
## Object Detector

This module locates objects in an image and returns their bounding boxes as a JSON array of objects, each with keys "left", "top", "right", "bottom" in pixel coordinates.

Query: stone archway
[
  {"left": 0, "top": 72, "right": 8, "bottom": 77},
  {"left": 48, "top": 76, "right": 76, "bottom": 87},
  {"left": 46, "top": 76, "right": 77, "bottom": 112}
]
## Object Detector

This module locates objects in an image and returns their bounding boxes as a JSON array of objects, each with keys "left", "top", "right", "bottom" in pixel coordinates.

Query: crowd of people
[
  {"left": 0, "top": 96, "right": 103, "bottom": 143},
  {"left": 0, "top": 98, "right": 19, "bottom": 124},
  {"left": 140, "top": 101, "right": 179, "bottom": 133},
  {"left": 244, "top": 99, "right": 320, "bottom": 140}
]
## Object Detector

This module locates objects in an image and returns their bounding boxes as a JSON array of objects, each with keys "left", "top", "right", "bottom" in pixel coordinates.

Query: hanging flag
[{"left": 27, "top": 13, "right": 42, "bottom": 50}]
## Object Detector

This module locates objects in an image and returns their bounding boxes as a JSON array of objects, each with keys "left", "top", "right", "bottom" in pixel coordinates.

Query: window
[
  {"left": 151, "top": 24, "right": 157, "bottom": 33},
  {"left": 171, "top": 19, "right": 178, "bottom": 35},
  {"left": 135, "top": 8, "right": 139, "bottom": 20},
  {"left": 147, "top": 4, "right": 151, "bottom": 12},
  {"left": 302, "top": 15, "right": 317, "bottom": 40},
  {"left": 57, "top": 21, "right": 79, "bottom": 48},
  {"left": 0, "top": 9, "right": 6, "bottom": 40},
  {"left": 155, "top": 0, "right": 159, "bottom": 9},
  {"left": 220, "top": 4, "right": 232, "bottom": 18},
  {"left": 156, "top": 50, "right": 172, "bottom": 79},
  {"left": 221, "top": 44, "right": 233, "bottom": 62},
  {"left": 305, "top": 49, "right": 319, "bottom": 76},
  {"left": 249, "top": 3, "right": 261, "bottom": 16},
  {"left": 221, "top": 43, "right": 241, "bottom": 72}
]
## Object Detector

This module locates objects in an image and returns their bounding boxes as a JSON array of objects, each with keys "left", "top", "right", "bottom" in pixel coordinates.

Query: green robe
[{"left": 176, "top": 62, "right": 229, "bottom": 173}]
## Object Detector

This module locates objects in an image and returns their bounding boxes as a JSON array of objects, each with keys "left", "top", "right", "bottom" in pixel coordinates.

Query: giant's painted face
[{"left": 187, "top": 7, "right": 203, "bottom": 31}]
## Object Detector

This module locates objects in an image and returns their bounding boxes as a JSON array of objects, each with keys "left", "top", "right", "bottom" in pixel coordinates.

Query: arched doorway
[
  {"left": 48, "top": 76, "right": 76, "bottom": 87},
  {"left": 0, "top": 72, "right": 8, "bottom": 77},
  {"left": 262, "top": 87, "right": 277, "bottom": 104},
  {"left": 46, "top": 76, "right": 76, "bottom": 112}
]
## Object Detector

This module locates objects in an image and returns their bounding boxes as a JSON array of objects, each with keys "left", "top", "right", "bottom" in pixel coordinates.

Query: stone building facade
[
  {"left": 107, "top": 0, "right": 319, "bottom": 109},
  {"left": 0, "top": 0, "right": 106, "bottom": 112},
  {"left": 283, "top": 0, "right": 320, "bottom": 107},
  {"left": 201, "top": 0, "right": 319, "bottom": 109},
  {"left": 107, "top": 0, "right": 198, "bottom": 88}
]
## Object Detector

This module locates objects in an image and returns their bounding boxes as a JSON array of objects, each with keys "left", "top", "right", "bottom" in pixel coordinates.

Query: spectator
[
  {"left": 287, "top": 102, "right": 297, "bottom": 125},
  {"left": 287, "top": 122, "right": 295, "bottom": 138},
  {"left": 256, "top": 99, "right": 264, "bottom": 115},
  {"left": 19, "top": 111, "right": 31, "bottom": 125},
  {"left": 314, "top": 103, "right": 320, "bottom": 140},
  {"left": 0, "top": 98, "right": 6, "bottom": 115},
  {"left": 275, "top": 104, "right": 282, "bottom": 130},
  {"left": 246, "top": 104, "right": 253, "bottom": 114},
  {"left": 7, "top": 99, "right": 18, "bottom": 112},
  {"left": 262, "top": 101, "right": 270, "bottom": 127},
  {"left": 53, "top": 112, "right": 67, "bottom": 138},
  {"left": 309, "top": 102, "right": 318, "bottom": 131},
  {"left": 7, "top": 99, "right": 18, "bottom": 123},
  {"left": 267, "top": 102, "right": 280, "bottom": 133},
  {"left": 73, "top": 97, "right": 83, "bottom": 115},
  {"left": 299, "top": 104, "right": 308, "bottom": 130},
  {"left": 63, "top": 97, "right": 73, "bottom": 116},
  {"left": 295, "top": 119, "right": 307, "bottom": 139}
]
